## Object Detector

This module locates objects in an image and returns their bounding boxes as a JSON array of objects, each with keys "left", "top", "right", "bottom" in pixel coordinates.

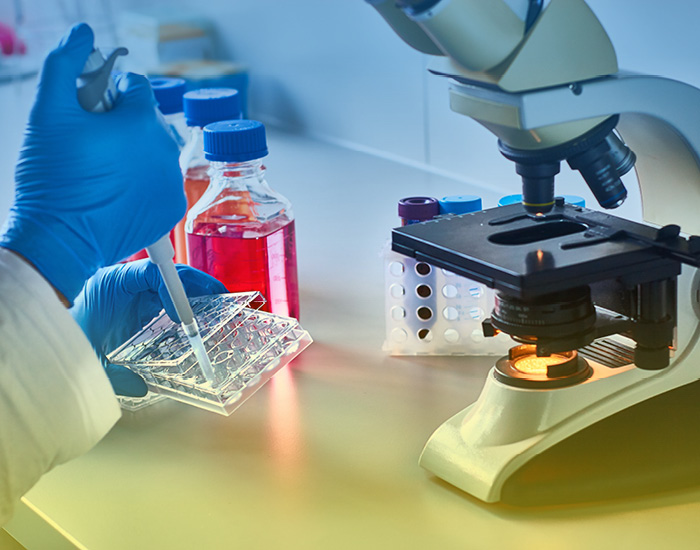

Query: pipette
[
  {"left": 145, "top": 236, "right": 217, "bottom": 384},
  {"left": 76, "top": 47, "right": 127, "bottom": 112},
  {"left": 77, "top": 47, "right": 217, "bottom": 385}
]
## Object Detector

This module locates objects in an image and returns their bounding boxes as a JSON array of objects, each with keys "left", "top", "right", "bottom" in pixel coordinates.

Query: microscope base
[{"left": 419, "top": 350, "right": 700, "bottom": 503}]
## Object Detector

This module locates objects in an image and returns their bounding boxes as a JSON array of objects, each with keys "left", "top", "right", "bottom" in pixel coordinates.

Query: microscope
[{"left": 367, "top": 0, "right": 700, "bottom": 503}]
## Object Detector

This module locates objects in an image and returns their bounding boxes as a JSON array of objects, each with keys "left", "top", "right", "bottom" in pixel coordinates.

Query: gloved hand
[
  {"left": 71, "top": 260, "right": 227, "bottom": 397},
  {"left": 0, "top": 23, "right": 185, "bottom": 304}
]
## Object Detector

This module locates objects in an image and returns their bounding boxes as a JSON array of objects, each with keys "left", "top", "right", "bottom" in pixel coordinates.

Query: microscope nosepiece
[{"left": 499, "top": 115, "right": 632, "bottom": 213}]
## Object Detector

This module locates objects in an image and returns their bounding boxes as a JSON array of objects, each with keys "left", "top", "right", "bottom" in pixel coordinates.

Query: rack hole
[
  {"left": 390, "top": 284, "right": 405, "bottom": 298},
  {"left": 391, "top": 307, "right": 405, "bottom": 320},
  {"left": 415, "top": 262, "right": 432, "bottom": 276},
  {"left": 443, "top": 306, "right": 459, "bottom": 321},
  {"left": 417, "top": 307, "right": 433, "bottom": 320},
  {"left": 389, "top": 261, "right": 404, "bottom": 276},
  {"left": 442, "top": 284, "right": 458, "bottom": 298},
  {"left": 444, "top": 329, "right": 460, "bottom": 343},
  {"left": 416, "top": 284, "right": 432, "bottom": 298}
]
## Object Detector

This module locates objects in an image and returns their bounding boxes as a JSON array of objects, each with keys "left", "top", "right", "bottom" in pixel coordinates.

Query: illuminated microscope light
[
  {"left": 494, "top": 344, "right": 592, "bottom": 389},
  {"left": 513, "top": 352, "right": 572, "bottom": 375}
]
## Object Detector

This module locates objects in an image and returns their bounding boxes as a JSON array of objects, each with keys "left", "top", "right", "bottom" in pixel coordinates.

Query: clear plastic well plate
[{"left": 107, "top": 292, "right": 312, "bottom": 416}]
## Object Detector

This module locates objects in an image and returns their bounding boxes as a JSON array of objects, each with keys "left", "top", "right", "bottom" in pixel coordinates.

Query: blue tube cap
[
  {"left": 439, "top": 195, "right": 482, "bottom": 215},
  {"left": 203, "top": 120, "right": 268, "bottom": 162},
  {"left": 498, "top": 194, "right": 523, "bottom": 207},
  {"left": 149, "top": 77, "right": 187, "bottom": 115},
  {"left": 184, "top": 88, "right": 242, "bottom": 127}
]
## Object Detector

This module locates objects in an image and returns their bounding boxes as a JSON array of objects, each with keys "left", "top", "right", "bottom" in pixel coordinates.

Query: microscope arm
[
  {"left": 366, "top": 0, "right": 616, "bottom": 92},
  {"left": 366, "top": 0, "right": 531, "bottom": 72},
  {"left": 366, "top": 0, "right": 621, "bottom": 213},
  {"left": 364, "top": 0, "right": 444, "bottom": 55}
]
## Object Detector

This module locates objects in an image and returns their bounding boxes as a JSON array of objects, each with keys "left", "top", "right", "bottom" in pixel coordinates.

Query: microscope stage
[{"left": 392, "top": 203, "right": 686, "bottom": 299}]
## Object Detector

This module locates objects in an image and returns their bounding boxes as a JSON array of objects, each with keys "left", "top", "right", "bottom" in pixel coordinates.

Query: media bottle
[
  {"left": 125, "top": 77, "right": 187, "bottom": 262},
  {"left": 174, "top": 88, "right": 242, "bottom": 263},
  {"left": 150, "top": 77, "right": 189, "bottom": 149},
  {"left": 186, "top": 120, "right": 300, "bottom": 319}
]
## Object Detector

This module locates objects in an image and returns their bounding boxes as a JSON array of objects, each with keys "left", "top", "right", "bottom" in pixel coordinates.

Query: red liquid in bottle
[
  {"left": 174, "top": 164, "right": 210, "bottom": 264},
  {"left": 123, "top": 231, "right": 176, "bottom": 263},
  {"left": 186, "top": 181, "right": 299, "bottom": 318},
  {"left": 187, "top": 219, "right": 299, "bottom": 318}
]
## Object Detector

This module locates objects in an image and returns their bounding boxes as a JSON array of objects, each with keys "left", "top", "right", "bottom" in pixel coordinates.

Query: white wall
[
  {"left": 110, "top": 0, "right": 700, "bottom": 212},
  {"left": 3, "top": 1, "right": 700, "bottom": 215}
]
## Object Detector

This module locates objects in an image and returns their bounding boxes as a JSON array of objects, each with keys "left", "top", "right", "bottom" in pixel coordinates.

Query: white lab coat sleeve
[{"left": 0, "top": 248, "right": 121, "bottom": 526}]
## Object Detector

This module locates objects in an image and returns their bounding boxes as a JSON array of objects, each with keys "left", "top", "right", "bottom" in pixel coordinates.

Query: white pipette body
[{"left": 146, "top": 237, "right": 217, "bottom": 384}]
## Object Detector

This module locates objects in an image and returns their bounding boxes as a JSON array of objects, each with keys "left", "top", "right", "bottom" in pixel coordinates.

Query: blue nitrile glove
[
  {"left": 0, "top": 23, "right": 185, "bottom": 304},
  {"left": 71, "top": 260, "right": 227, "bottom": 397}
]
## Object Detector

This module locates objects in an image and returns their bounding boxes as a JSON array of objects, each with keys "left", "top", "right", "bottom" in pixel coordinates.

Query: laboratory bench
[{"left": 3, "top": 126, "right": 700, "bottom": 549}]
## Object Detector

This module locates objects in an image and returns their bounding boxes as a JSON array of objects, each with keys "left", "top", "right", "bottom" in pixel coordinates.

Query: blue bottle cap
[
  {"left": 149, "top": 77, "right": 187, "bottom": 115},
  {"left": 203, "top": 120, "right": 268, "bottom": 162},
  {"left": 439, "top": 195, "right": 482, "bottom": 215},
  {"left": 498, "top": 194, "right": 586, "bottom": 208},
  {"left": 183, "top": 88, "right": 242, "bottom": 127},
  {"left": 498, "top": 194, "right": 523, "bottom": 207}
]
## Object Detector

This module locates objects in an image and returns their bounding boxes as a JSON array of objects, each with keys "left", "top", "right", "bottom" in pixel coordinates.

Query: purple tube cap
[{"left": 398, "top": 196, "right": 439, "bottom": 222}]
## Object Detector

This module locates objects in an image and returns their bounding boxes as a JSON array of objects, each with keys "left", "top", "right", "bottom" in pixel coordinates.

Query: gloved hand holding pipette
[
  {"left": 0, "top": 23, "right": 203, "bottom": 527},
  {"left": 71, "top": 260, "right": 227, "bottom": 397},
  {"left": 0, "top": 22, "right": 186, "bottom": 304},
  {"left": 60, "top": 22, "right": 218, "bottom": 385}
]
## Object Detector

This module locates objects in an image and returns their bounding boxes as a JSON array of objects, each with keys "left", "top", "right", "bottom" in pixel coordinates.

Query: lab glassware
[
  {"left": 150, "top": 77, "right": 189, "bottom": 148},
  {"left": 125, "top": 77, "right": 188, "bottom": 263},
  {"left": 186, "top": 120, "right": 300, "bottom": 319},
  {"left": 107, "top": 292, "right": 312, "bottom": 416},
  {"left": 173, "top": 88, "right": 242, "bottom": 264}
]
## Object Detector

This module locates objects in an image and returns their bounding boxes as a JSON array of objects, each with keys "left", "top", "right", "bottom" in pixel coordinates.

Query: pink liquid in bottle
[
  {"left": 123, "top": 231, "right": 176, "bottom": 262},
  {"left": 187, "top": 186, "right": 300, "bottom": 319},
  {"left": 173, "top": 164, "right": 210, "bottom": 264},
  {"left": 187, "top": 121, "right": 300, "bottom": 318}
]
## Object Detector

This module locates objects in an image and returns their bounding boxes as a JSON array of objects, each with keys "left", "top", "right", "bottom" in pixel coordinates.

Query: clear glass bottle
[
  {"left": 150, "top": 77, "right": 188, "bottom": 148},
  {"left": 186, "top": 120, "right": 300, "bottom": 319},
  {"left": 125, "top": 77, "right": 187, "bottom": 262},
  {"left": 174, "top": 88, "right": 242, "bottom": 264}
]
